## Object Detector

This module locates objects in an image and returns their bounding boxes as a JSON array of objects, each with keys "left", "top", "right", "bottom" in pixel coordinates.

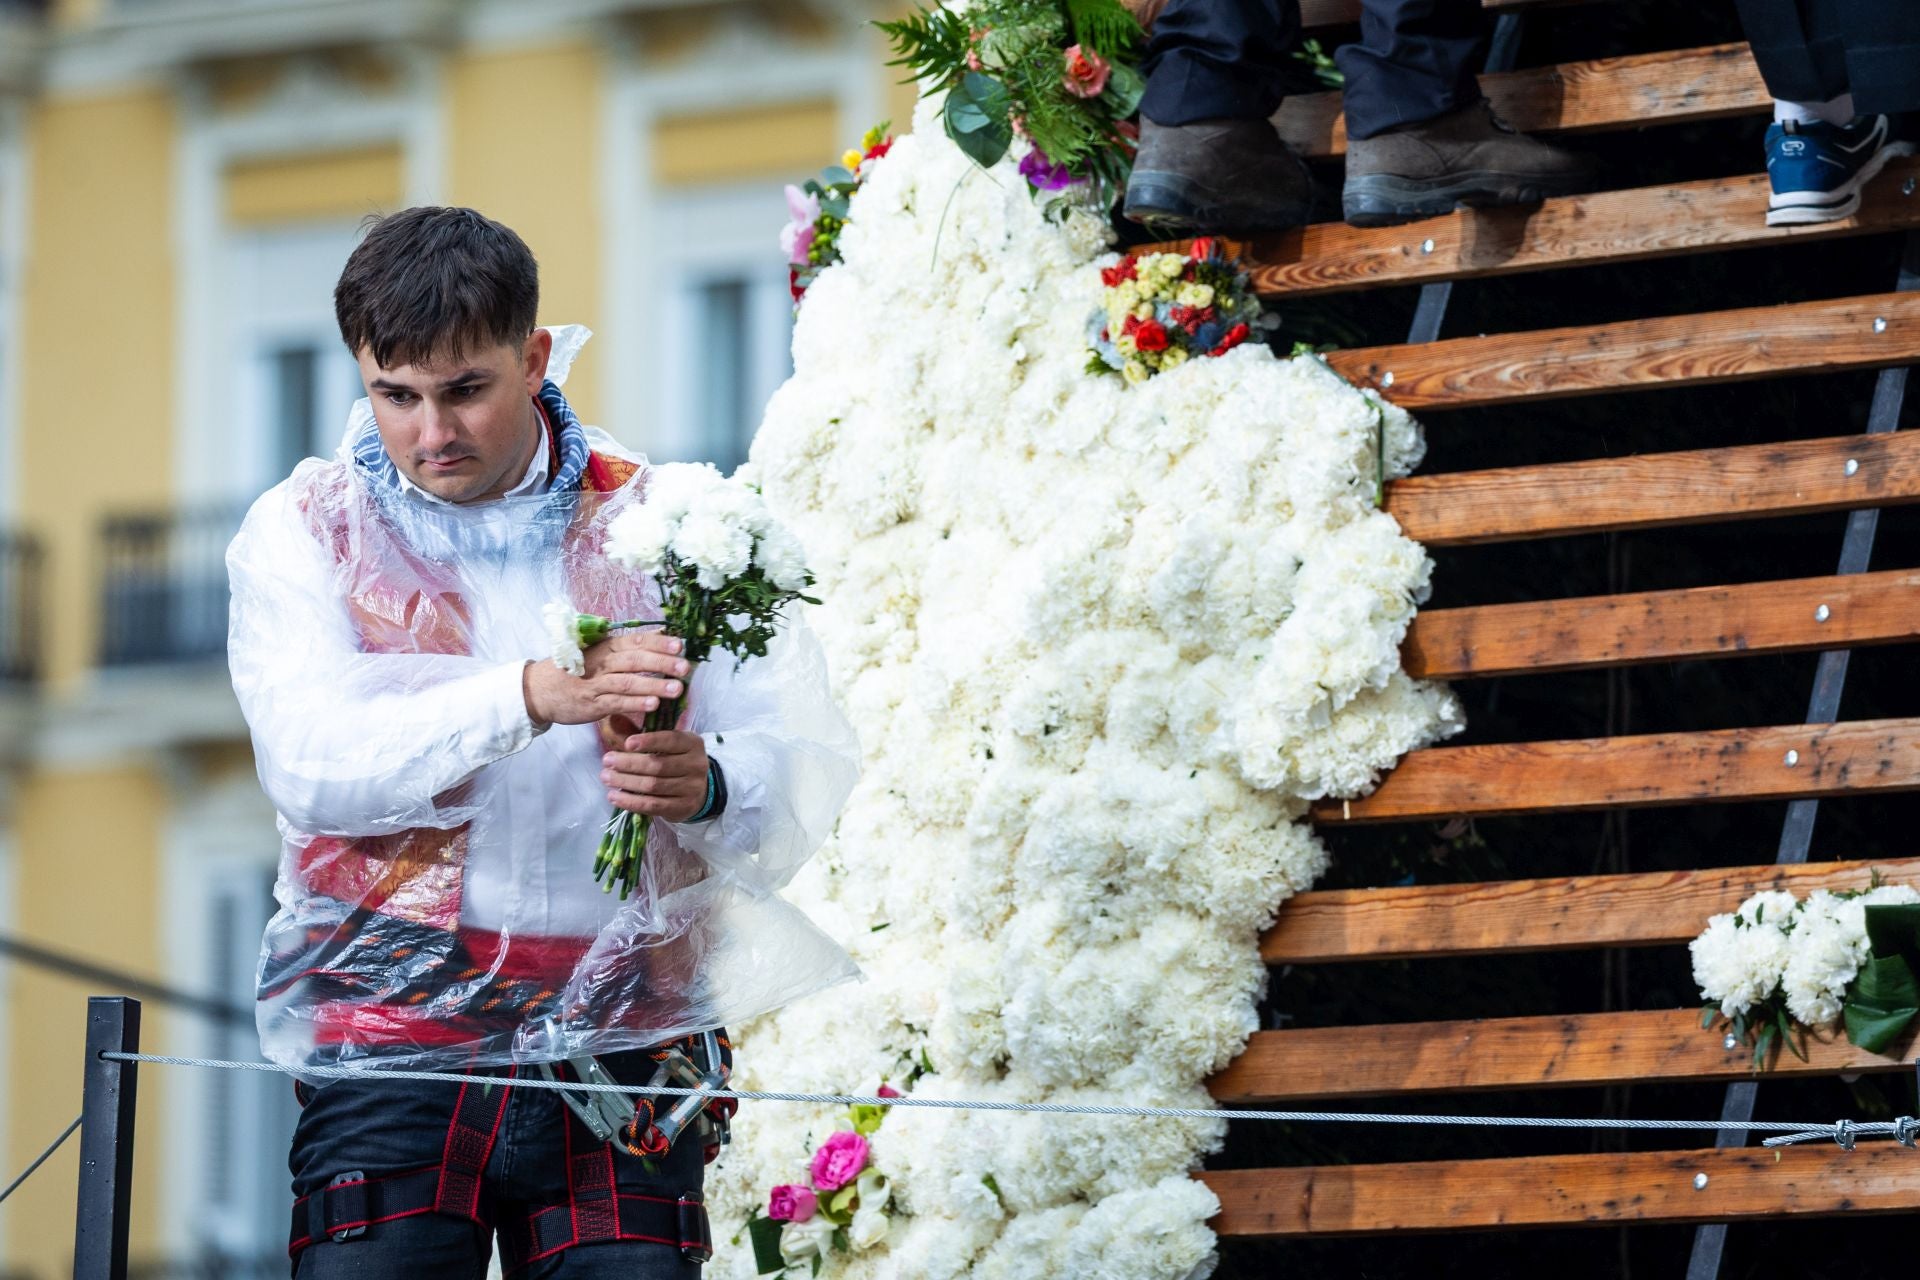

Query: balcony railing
[
  {"left": 0, "top": 533, "right": 43, "bottom": 684},
  {"left": 99, "top": 507, "right": 246, "bottom": 667}
]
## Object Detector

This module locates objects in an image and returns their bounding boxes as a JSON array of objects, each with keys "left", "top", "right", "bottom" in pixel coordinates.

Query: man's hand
[
  {"left": 523, "top": 632, "right": 690, "bottom": 729},
  {"left": 602, "top": 730, "right": 710, "bottom": 821}
]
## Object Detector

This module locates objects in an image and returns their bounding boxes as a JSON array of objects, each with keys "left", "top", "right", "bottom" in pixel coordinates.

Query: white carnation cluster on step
[
  {"left": 707, "top": 92, "right": 1461, "bottom": 1279},
  {"left": 1693, "top": 884, "right": 1920, "bottom": 1027}
]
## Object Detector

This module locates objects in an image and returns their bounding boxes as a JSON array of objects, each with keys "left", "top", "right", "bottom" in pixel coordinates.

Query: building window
[{"left": 649, "top": 186, "right": 796, "bottom": 472}]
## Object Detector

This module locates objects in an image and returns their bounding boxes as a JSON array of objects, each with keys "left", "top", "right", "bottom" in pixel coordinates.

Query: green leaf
[
  {"left": 981, "top": 1171, "right": 1006, "bottom": 1207},
  {"left": 818, "top": 165, "right": 857, "bottom": 188},
  {"left": 944, "top": 72, "right": 1012, "bottom": 169},
  {"left": 1103, "top": 61, "right": 1145, "bottom": 117},
  {"left": 828, "top": 1182, "right": 860, "bottom": 1218},
  {"left": 1700, "top": 1003, "right": 1718, "bottom": 1029},
  {"left": 831, "top": 1226, "right": 850, "bottom": 1254},
  {"left": 746, "top": 1213, "right": 786, "bottom": 1275},
  {"left": 1843, "top": 904, "right": 1920, "bottom": 1052}
]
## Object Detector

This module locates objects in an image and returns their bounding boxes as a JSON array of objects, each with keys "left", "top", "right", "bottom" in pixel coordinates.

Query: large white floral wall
[{"left": 710, "top": 95, "right": 1463, "bottom": 1278}]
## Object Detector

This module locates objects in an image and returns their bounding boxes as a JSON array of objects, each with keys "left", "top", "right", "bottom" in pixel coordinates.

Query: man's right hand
[{"left": 524, "top": 631, "right": 690, "bottom": 729}]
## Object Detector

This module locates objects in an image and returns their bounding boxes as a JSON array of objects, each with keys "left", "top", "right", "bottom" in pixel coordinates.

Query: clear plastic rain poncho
[{"left": 227, "top": 327, "right": 862, "bottom": 1072}]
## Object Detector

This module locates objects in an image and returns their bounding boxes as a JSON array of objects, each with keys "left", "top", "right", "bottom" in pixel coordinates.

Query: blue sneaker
[{"left": 1765, "top": 114, "right": 1916, "bottom": 226}]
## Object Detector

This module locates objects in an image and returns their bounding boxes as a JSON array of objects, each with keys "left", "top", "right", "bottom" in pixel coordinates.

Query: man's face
[{"left": 356, "top": 327, "right": 553, "bottom": 504}]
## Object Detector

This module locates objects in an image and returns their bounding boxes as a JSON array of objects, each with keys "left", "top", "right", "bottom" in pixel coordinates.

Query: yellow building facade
[{"left": 0, "top": 2, "right": 917, "bottom": 1274}]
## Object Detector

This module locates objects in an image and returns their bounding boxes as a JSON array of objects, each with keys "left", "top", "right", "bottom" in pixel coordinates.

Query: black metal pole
[{"left": 73, "top": 996, "right": 140, "bottom": 1280}]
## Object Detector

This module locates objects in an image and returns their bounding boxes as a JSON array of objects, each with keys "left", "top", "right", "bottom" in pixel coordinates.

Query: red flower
[
  {"left": 1134, "top": 320, "right": 1170, "bottom": 353},
  {"left": 788, "top": 268, "right": 805, "bottom": 303},
  {"left": 865, "top": 138, "right": 894, "bottom": 161},
  {"left": 1209, "top": 323, "right": 1251, "bottom": 357},
  {"left": 1120, "top": 313, "right": 1142, "bottom": 337},
  {"left": 1188, "top": 236, "right": 1217, "bottom": 262},
  {"left": 1101, "top": 257, "right": 1138, "bottom": 288}
]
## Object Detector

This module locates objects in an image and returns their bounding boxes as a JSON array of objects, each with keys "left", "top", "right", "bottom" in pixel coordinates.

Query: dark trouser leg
[
  {"left": 1140, "top": 0, "right": 1300, "bottom": 124},
  {"left": 1738, "top": 0, "right": 1920, "bottom": 115},
  {"left": 293, "top": 1215, "right": 492, "bottom": 1280},
  {"left": 1337, "top": 0, "right": 1490, "bottom": 139}
]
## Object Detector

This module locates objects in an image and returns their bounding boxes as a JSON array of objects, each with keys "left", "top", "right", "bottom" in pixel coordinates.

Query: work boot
[
  {"left": 1342, "top": 100, "right": 1596, "bottom": 227},
  {"left": 1124, "top": 117, "right": 1317, "bottom": 234}
]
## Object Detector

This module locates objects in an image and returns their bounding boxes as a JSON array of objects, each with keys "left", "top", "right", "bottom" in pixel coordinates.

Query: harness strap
[
  {"left": 435, "top": 1067, "right": 517, "bottom": 1220},
  {"left": 499, "top": 1190, "right": 711, "bottom": 1274}
]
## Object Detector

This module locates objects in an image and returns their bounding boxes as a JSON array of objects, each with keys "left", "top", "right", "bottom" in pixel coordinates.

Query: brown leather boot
[
  {"left": 1123, "top": 117, "right": 1317, "bottom": 234},
  {"left": 1342, "top": 100, "right": 1596, "bottom": 227}
]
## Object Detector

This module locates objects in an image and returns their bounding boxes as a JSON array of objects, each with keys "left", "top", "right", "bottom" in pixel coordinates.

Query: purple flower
[{"left": 1018, "top": 147, "right": 1079, "bottom": 193}]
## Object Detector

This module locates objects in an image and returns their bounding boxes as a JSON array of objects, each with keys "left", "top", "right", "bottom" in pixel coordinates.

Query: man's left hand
[{"left": 602, "top": 730, "right": 710, "bottom": 822}]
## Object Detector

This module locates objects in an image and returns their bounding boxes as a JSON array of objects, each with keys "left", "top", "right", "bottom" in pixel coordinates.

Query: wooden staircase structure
[{"left": 1143, "top": 5, "right": 1920, "bottom": 1268}]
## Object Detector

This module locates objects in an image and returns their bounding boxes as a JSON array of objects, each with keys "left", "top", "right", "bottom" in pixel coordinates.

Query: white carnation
[
  {"left": 542, "top": 600, "right": 587, "bottom": 677},
  {"left": 672, "top": 510, "right": 754, "bottom": 590},
  {"left": 605, "top": 504, "right": 673, "bottom": 576}
]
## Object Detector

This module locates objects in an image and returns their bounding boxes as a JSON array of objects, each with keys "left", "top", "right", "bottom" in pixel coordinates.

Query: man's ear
[{"left": 523, "top": 327, "right": 554, "bottom": 394}]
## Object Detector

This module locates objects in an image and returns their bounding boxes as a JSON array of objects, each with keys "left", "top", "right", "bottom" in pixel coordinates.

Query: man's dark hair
[{"left": 334, "top": 206, "right": 539, "bottom": 369}]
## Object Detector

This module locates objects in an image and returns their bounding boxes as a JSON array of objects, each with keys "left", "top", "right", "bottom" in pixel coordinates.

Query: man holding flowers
[{"left": 226, "top": 206, "right": 859, "bottom": 1279}]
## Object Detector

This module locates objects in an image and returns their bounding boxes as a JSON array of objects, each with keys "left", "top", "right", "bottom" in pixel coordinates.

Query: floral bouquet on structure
[
  {"left": 743, "top": 1087, "right": 900, "bottom": 1275},
  {"left": 1691, "top": 880, "right": 1920, "bottom": 1068},
  {"left": 782, "top": 122, "right": 895, "bottom": 305},
  {"left": 1087, "top": 237, "right": 1266, "bottom": 383},
  {"left": 545, "top": 464, "right": 817, "bottom": 899},
  {"left": 879, "top": 0, "right": 1146, "bottom": 213}
]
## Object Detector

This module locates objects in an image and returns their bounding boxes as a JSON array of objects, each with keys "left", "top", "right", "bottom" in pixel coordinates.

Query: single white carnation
[
  {"left": 605, "top": 504, "right": 673, "bottom": 576},
  {"left": 542, "top": 600, "right": 587, "bottom": 677},
  {"left": 672, "top": 510, "right": 754, "bottom": 590}
]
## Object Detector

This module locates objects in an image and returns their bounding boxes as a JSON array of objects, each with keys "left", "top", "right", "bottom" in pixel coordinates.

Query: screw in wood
[
  {"left": 1784, "top": 749, "right": 1800, "bottom": 767},
  {"left": 1906, "top": 177, "right": 1918, "bottom": 196},
  {"left": 1723, "top": 1033, "right": 1738, "bottom": 1050},
  {"left": 1815, "top": 604, "right": 1831, "bottom": 622},
  {"left": 1693, "top": 1173, "right": 1709, "bottom": 1190},
  {"left": 1420, "top": 238, "right": 1435, "bottom": 254},
  {"left": 1875, "top": 317, "right": 1889, "bottom": 333},
  {"left": 1380, "top": 371, "right": 1395, "bottom": 387},
  {"left": 1846, "top": 458, "right": 1861, "bottom": 476}
]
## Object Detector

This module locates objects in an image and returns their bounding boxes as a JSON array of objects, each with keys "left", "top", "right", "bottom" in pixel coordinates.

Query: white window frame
[
  {"left": 171, "top": 52, "right": 444, "bottom": 511},
  {"left": 157, "top": 772, "right": 293, "bottom": 1265},
  {"left": 600, "top": 16, "right": 884, "bottom": 459}
]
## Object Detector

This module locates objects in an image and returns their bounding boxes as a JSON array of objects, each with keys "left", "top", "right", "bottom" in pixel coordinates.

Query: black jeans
[
  {"left": 289, "top": 1050, "right": 706, "bottom": 1280},
  {"left": 1735, "top": 0, "right": 1920, "bottom": 116},
  {"left": 1142, "top": 0, "right": 1489, "bottom": 139}
]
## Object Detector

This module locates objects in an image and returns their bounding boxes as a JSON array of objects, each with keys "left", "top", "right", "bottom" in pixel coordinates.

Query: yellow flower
[
  {"left": 842, "top": 148, "right": 865, "bottom": 171},
  {"left": 1122, "top": 359, "right": 1150, "bottom": 384},
  {"left": 1163, "top": 346, "right": 1190, "bottom": 369}
]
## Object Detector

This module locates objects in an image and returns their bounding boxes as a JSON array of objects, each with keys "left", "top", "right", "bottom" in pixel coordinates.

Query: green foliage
[
  {"left": 877, "top": 5, "right": 974, "bottom": 85},
  {"left": 945, "top": 71, "right": 1014, "bottom": 169},
  {"left": 746, "top": 1212, "right": 786, "bottom": 1275},
  {"left": 1844, "top": 903, "right": 1920, "bottom": 1052},
  {"left": 1292, "top": 37, "right": 1344, "bottom": 89}
]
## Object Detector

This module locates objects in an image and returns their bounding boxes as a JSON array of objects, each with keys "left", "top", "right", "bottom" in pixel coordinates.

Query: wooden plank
[
  {"left": 1276, "top": 43, "right": 1765, "bottom": 159},
  {"left": 1322, "top": 290, "right": 1920, "bottom": 410},
  {"left": 1386, "top": 431, "right": 1920, "bottom": 547},
  {"left": 1149, "top": 159, "right": 1920, "bottom": 298},
  {"left": 1403, "top": 568, "right": 1920, "bottom": 679},
  {"left": 1212, "top": 1007, "right": 1917, "bottom": 1103},
  {"left": 1306, "top": 717, "right": 1920, "bottom": 824},
  {"left": 1260, "top": 857, "right": 1920, "bottom": 963},
  {"left": 1204, "top": 1144, "right": 1920, "bottom": 1236}
]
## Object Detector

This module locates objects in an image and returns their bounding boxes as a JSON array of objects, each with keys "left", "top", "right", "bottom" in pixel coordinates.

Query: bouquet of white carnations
[
  {"left": 546, "top": 463, "right": 817, "bottom": 900},
  {"left": 1691, "top": 881, "right": 1920, "bottom": 1068}
]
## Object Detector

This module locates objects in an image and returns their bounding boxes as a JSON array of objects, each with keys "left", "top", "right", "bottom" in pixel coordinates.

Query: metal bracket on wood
[
  {"left": 73, "top": 996, "right": 140, "bottom": 1280},
  {"left": 1686, "top": 229, "right": 1920, "bottom": 1280}
]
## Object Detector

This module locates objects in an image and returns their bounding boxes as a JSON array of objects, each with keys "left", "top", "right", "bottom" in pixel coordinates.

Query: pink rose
[
  {"left": 809, "top": 1131, "right": 870, "bottom": 1192},
  {"left": 1062, "top": 44, "right": 1111, "bottom": 98},
  {"left": 877, "top": 1084, "right": 902, "bottom": 1098},
  {"left": 767, "top": 1184, "right": 817, "bottom": 1222}
]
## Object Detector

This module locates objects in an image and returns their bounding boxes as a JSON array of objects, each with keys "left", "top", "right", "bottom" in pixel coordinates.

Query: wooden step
[
  {"left": 1307, "top": 717, "right": 1920, "bottom": 824},
  {"left": 1167, "top": 159, "right": 1920, "bottom": 298},
  {"left": 1260, "top": 857, "right": 1920, "bottom": 963},
  {"left": 1277, "top": 43, "right": 1766, "bottom": 159},
  {"left": 1324, "top": 290, "right": 1920, "bottom": 410},
  {"left": 1404, "top": 568, "right": 1920, "bottom": 679},
  {"left": 1387, "top": 432, "right": 1920, "bottom": 547},
  {"left": 1213, "top": 1007, "right": 1916, "bottom": 1103},
  {"left": 1204, "top": 1144, "right": 1920, "bottom": 1236}
]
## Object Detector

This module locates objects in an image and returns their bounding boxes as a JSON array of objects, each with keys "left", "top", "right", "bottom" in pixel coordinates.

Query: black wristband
[{"left": 691, "top": 757, "right": 728, "bottom": 823}]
